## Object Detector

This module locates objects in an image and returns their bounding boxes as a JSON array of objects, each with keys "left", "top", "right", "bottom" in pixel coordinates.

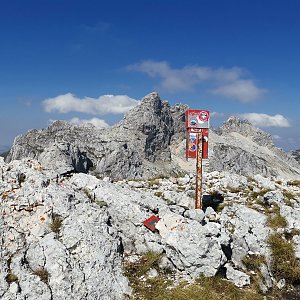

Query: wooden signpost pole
[{"left": 195, "top": 130, "right": 203, "bottom": 209}]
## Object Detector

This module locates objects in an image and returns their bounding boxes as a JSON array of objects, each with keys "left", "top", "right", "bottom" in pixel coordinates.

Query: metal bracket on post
[{"left": 195, "top": 130, "right": 203, "bottom": 209}]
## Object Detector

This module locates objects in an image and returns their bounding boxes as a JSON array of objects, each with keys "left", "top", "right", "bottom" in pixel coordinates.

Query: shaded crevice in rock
[{"left": 221, "top": 242, "right": 233, "bottom": 261}]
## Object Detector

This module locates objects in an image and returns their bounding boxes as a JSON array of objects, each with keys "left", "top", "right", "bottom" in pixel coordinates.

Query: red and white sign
[
  {"left": 186, "top": 128, "right": 209, "bottom": 159},
  {"left": 185, "top": 109, "right": 210, "bottom": 129},
  {"left": 143, "top": 215, "right": 160, "bottom": 232}
]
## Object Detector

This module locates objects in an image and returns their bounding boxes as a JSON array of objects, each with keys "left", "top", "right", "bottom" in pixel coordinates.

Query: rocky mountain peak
[
  {"left": 5, "top": 92, "right": 300, "bottom": 180},
  {"left": 121, "top": 92, "right": 168, "bottom": 129},
  {"left": 218, "top": 116, "right": 274, "bottom": 148}
]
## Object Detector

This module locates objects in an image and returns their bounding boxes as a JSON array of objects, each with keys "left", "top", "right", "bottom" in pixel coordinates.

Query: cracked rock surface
[{"left": 1, "top": 157, "right": 300, "bottom": 298}]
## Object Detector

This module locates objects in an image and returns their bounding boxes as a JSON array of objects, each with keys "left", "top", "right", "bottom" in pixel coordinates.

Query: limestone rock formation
[
  {"left": 6, "top": 92, "right": 188, "bottom": 180},
  {"left": 291, "top": 149, "right": 300, "bottom": 163},
  {"left": 209, "top": 117, "right": 300, "bottom": 179},
  {"left": 6, "top": 92, "right": 300, "bottom": 180},
  {"left": 1, "top": 156, "right": 300, "bottom": 298}
]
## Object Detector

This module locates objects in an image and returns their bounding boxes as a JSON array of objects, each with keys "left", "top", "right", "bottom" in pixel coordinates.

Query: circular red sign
[{"left": 198, "top": 111, "right": 209, "bottom": 122}]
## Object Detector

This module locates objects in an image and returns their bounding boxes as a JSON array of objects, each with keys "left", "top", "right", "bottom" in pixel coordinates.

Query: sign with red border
[
  {"left": 185, "top": 110, "right": 210, "bottom": 129},
  {"left": 186, "top": 128, "right": 209, "bottom": 159}
]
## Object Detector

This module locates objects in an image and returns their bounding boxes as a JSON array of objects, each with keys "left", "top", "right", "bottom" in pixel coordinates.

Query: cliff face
[
  {"left": 291, "top": 149, "right": 300, "bottom": 163},
  {"left": 6, "top": 92, "right": 300, "bottom": 179},
  {"left": 209, "top": 117, "right": 300, "bottom": 179},
  {"left": 6, "top": 92, "right": 187, "bottom": 179}
]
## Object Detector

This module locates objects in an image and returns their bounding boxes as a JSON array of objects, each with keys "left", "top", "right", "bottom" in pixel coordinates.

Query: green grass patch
[
  {"left": 264, "top": 203, "right": 287, "bottom": 229},
  {"left": 125, "top": 252, "right": 263, "bottom": 300},
  {"left": 241, "top": 254, "right": 267, "bottom": 293},
  {"left": 268, "top": 233, "right": 300, "bottom": 284},
  {"left": 242, "top": 255, "right": 266, "bottom": 272},
  {"left": 283, "top": 190, "right": 296, "bottom": 200},
  {"left": 250, "top": 189, "right": 271, "bottom": 199},
  {"left": 82, "top": 187, "right": 94, "bottom": 201},
  {"left": 267, "top": 213, "right": 287, "bottom": 229}
]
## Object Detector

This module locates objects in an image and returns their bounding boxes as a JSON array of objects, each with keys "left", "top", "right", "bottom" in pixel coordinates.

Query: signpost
[{"left": 185, "top": 109, "right": 210, "bottom": 209}]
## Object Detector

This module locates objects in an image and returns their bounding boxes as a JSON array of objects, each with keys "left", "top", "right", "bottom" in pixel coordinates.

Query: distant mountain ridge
[
  {"left": 6, "top": 92, "right": 300, "bottom": 179},
  {"left": 0, "top": 145, "right": 10, "bottom": 154},
  {"left": 291, "top": 149, "right": 300, "bottom": 163}
]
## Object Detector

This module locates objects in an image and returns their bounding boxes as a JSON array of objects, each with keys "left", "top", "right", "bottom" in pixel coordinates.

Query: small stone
[
  {"left": 225, "top": 263, "right": 250, "bottom": 287},
  {"left": 276, "top": 278, "right": 286, "bottom": 289}
]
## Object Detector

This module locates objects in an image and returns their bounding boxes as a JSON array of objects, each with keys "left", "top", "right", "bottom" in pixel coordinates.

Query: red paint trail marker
[{"left": 143, "top": 215, "right": 160, "bottom": 232}]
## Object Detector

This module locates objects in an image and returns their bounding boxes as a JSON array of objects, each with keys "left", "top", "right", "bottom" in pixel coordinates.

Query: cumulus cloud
[
  {"left": 69, "top": 117, "right": 110, "bottom": 128},
  {"left": 239, "top": 113, "right": 290, "bottom": 127},
  {"left": 43, "top": 93, "right": 139, "bottom": 115},
  {"left": 127, "top": 60, "right": 266, "bottom": 102},
  {"left": 211, "top": 80, "right": 267, "bottom": 103}
]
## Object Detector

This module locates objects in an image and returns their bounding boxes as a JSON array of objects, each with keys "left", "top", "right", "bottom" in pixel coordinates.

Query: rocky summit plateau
[{"left": 1, "top": 92, "right": 300, "bottom": 300}]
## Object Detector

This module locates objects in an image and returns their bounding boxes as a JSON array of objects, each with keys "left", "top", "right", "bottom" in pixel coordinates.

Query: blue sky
[{"left": 0, "top": 0, "right": 299, "bottom": 151}]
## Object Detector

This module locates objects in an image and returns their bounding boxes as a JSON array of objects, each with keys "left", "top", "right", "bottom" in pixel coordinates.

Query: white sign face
[{"left": 186, "top": 110, "right": 210, "bottom": 129}]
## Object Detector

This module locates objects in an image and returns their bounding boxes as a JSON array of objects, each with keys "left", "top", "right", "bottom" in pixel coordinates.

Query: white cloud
[
  {"left": 210, "top": 111, "right": 226, "bottom": 118},
  {"left": 128, "top": 60, "right": 243, "bottom": 92},
  {"left": 43, "top": 93, "right": 139, "bottom": 115},
  {"left": 69, "top": 117, "right": 110, "bottom": 128},
  {"left": 18, "top": 99, "right": 32, "bottom": 107},
  {"left": 128, "top": 60, "right": 266, "bottom": 102},
  {"left": 239, "top": 113, "right": 290, "bottom": 127},
  {"left": 212, "top": 80, "right": 267, "bottom": 102}
]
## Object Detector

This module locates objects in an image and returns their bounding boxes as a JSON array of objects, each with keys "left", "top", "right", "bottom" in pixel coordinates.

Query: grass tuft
[
  {"left": 287, "top": 180, "right": 300, "bottom": 187},
  {"left": 96, "top": 200, "right": 108, "bottom": 208},
  {"left": 283, "top": 190, "right": 296, "bottom": 200},
  {"left": 5, "top": 273, "right": 18, "bottom": 283},
  {"left": 50, "top": 214, "right": 63, "bottom": 234},
  {"left": 124, "top": 252, "right": 263, "bottom": 300},
  {"left": 32, "top": 267, "right": 50, "bottom": 284},
  {"left": 268, "top": 233, "right": 300, "bottom": 284},
  {"left": 250, "top": 189, "right": 271, "bottom": 199},
  {"left": 242, "top": 255, "right": 266, "bottom": 272},
  {"left": 267, "top": 213, "right": 287, "bottom": 229}
]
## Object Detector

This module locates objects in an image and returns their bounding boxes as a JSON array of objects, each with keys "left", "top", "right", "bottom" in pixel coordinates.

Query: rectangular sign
[
  {"left": 185, "top": 109, "right": 210, "bottom": 129},
  {"left": 186, "top": 128, "right": 209, "bottom": 159}
]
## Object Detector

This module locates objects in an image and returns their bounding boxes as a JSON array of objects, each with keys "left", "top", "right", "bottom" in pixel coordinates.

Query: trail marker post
[{"left": 185, "top": 110, "right": 210, "bottom": 209}]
